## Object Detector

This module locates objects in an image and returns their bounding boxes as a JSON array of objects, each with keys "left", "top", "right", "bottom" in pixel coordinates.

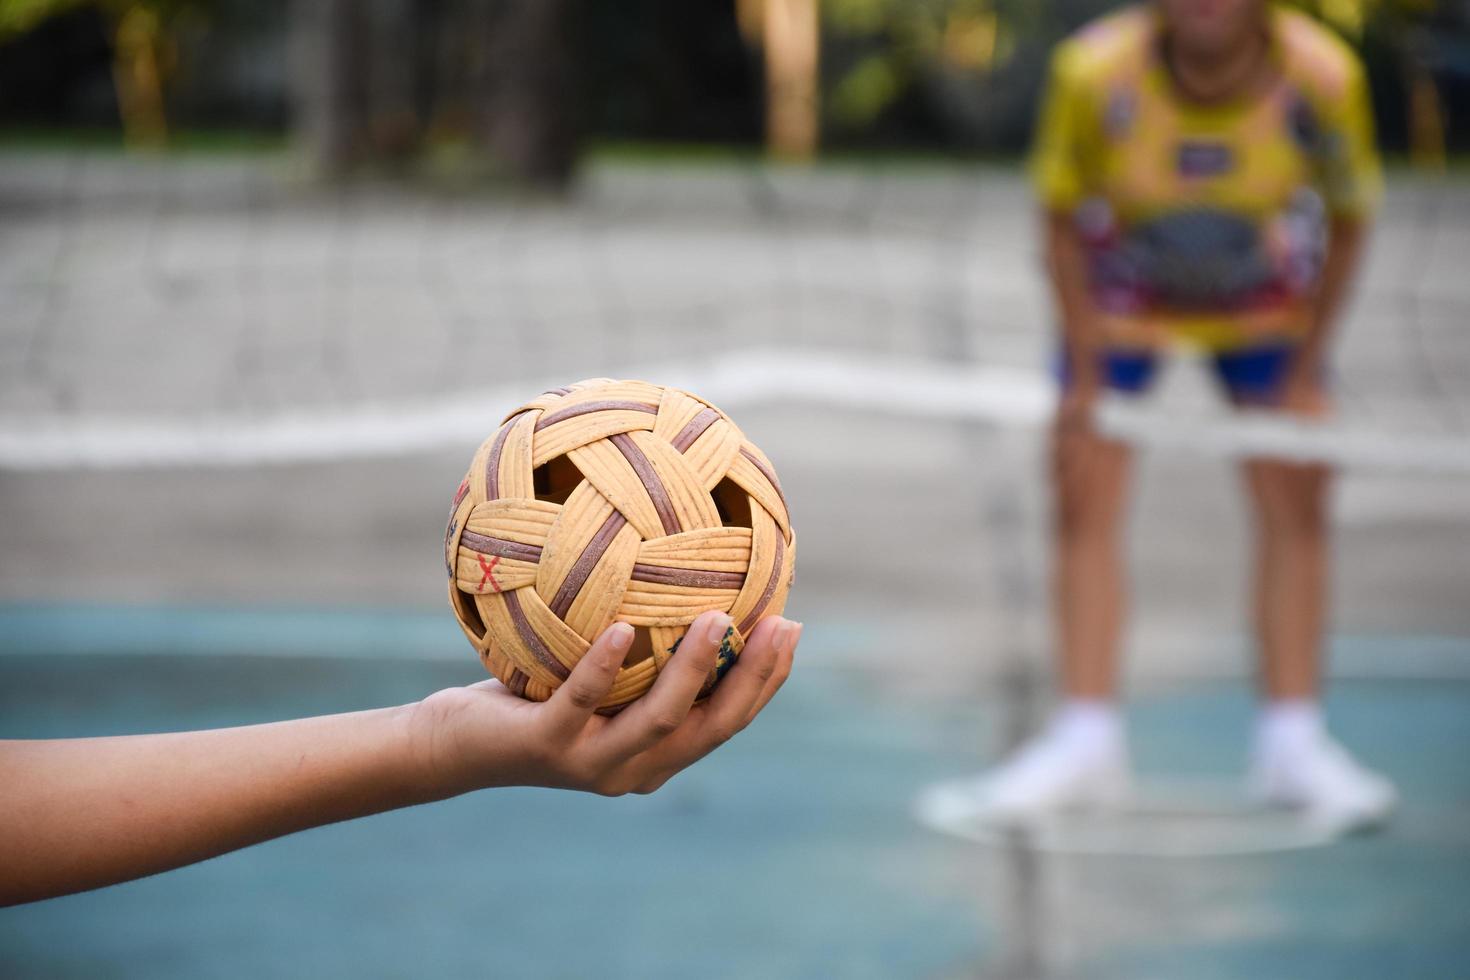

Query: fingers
[
  {"left": 1055, "top": 422, "right": 1122, "bottom": 502},
  {"left": 625, "top": 616, "right": 799, "bottom": 794},
  {"left": 1057, "top": 398, "right": 1093, "bottom": 432},
  {"left": 538, "top": 613, "right": 797, "bottom": 796},
  {"left": 597, "top": 610, "right": 729, "bottom": 761},
  {"left": 1054, "top": 430, "right": 1093, "bottom": 498},
  {"left": 740, "top": 618, "right": 799, "bottom": 726},
  {"left": 1056, "top": 378, "right": 1098, "bottom": 432},
  {"left": 698, "top": 616, "right": 796, "bottom": 744},
  {"left": 542, "top": 622, "right": 634, "bottom": 735}
]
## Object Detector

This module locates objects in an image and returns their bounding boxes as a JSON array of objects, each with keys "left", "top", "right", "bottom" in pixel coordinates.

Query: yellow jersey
[{"left": 1030, "top": 4, "right": 1381, "bottom": 350}]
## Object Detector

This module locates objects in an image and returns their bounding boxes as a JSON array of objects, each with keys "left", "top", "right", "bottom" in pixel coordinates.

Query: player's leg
[
  {"left": 1220, "top": 345, "right": 1396, "bottom": 830},
  {"left": 1053, "top": 411, "right": 1133, "bottom": 700},
  {"left": 1242, "top": 454, "right": 1330, "bottom": 702},
  {"left": 916, "top": 351, "right": 1152, "bottom": 825},
  {"left": 1219, "top": 344, "right": 1332, "bottom": 701}
]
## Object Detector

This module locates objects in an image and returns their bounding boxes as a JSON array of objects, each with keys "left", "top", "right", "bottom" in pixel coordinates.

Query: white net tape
[
  {"left": 1097, "top": 399, "right": 1470, "bottom": 474},
  {"left": 4, "top": 346, "right": 1468, "bottom": 474}
]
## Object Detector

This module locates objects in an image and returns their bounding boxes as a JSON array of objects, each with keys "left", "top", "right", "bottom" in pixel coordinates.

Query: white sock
[
  {"left": 1046, "top": 699, "right": 1124, "bottom": 754},
  {"left": 1255, "top": 699, "right": 1325, "bottom": 765}
]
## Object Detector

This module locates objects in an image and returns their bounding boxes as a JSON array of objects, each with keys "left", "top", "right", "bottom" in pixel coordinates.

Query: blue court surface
[{"left": 2, "top": 605, "right": 1468, "bottom": 979}]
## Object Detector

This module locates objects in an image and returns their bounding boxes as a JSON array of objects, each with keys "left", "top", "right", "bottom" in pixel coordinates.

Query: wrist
[
  {"left": 404, "top": 688, "right": 544, "bottom": 800},
  {"left": 1063, "top": 331, "right": 1100, "bottom": 379},
  {"left": 1291, "top": 340, "right": 1326, "bottom": 375},
  {"left": 398, "top": 695, "right": 475, "bottom": 804},
  {"left": 1067, "top": 364, "right": 1101, "bottom": 400},
  {"left": 1286, "top": 362, "right": 1323, "bottom": 392}
]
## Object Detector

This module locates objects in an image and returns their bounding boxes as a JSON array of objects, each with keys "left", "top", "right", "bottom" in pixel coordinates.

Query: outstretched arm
[{"left": 0, "top": 611, "right": 800, "bottom": 907}]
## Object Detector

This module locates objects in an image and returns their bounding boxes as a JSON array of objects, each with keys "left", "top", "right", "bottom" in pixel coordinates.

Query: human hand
[
  {"left": 1052, "top": 365, "right": 1121, "bottom": 494},
  {"left": 1056, "top": 367, "right": 1101, "bottom": 435},
  {"left": 0, "top": 611, "right": 798, "bottom": 904},
  {"left": 1278, "top": 364, "right": 1331, "bottom": 419},
  {"left": 412, "top": 611, "right": 800, "bottom": 798}
]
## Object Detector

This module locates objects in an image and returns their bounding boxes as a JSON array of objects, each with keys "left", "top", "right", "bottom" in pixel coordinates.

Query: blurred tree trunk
[
  {"left": 363, "top": 0, "right": 424, "bottom": 165},
  {"left": 480, "top": 0, "right": 580, "bottom": 189},
  {"left": 291, "top": 0, "right": 580, "bottom": 187},
  {"left": 111, "top": 5, "right": 170, "bottom": 149},
  {"left": 1403, "top": 29, "right": 1445, "bottom": 173},
  {"left": 763, "top": 0, "right": 819, "bottom": 160},
  {"left": 290, "top": 0, "right": 370, "bottom": 176}
]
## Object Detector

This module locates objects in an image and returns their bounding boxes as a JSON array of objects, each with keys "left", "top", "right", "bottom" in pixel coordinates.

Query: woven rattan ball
[{"left": 444, "top": 378, "right": 795, "bottom": 710}]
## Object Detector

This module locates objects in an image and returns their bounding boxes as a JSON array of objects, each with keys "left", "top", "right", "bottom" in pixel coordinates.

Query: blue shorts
[{"left": 1057, "top": 343, "right": 1306, "bottom": 404}]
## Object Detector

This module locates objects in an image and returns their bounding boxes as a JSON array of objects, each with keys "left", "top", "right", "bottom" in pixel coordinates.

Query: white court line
[
  {"left": 1, "top": 347, "right": 1468, "bottom": 473},
  {"left": 913, "top": 776, "right": 1343, "bottom": 858}
]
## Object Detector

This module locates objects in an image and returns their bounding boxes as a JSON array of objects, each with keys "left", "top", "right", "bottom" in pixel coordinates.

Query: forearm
[
  {"left": 1044, "top": 210, "right": 1100, "bottom": 368},
  {"left": 0, "top": 613, "right": 797, "bottom": 908},
  {"left": 0, "top": 703, "right": 438, "bottom": 906},
  {"left": 1298, "top": 217, "right": 1368, "bottom": 365}
]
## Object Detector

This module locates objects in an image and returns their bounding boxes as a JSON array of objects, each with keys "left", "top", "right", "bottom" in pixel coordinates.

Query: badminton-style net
[{"left": 1, "top": 155, "right": 1468, "bottom": 476}]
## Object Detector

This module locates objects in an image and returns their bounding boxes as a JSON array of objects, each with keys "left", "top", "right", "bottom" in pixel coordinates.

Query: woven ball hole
[
  {"left": 711, "top": 477, "right": 752, "bottom": 528},
  {"left": 452, "top": 583, "right": 486, "bottom": 641},
  {"left": 533, "top": 454, "right": 583, "bottom": 505},
  {"left": 624, "top": 626, "right": 656, "bottom": 668}
]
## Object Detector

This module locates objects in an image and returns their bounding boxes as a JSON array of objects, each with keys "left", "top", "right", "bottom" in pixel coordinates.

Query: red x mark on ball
[{"left": 476, "top": 554, "right": 502, "bottom": 593}]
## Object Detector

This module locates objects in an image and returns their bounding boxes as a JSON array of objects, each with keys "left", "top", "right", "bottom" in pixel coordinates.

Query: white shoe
[
  {"left": 1250, "top": 729, "right": 1397, "bottom": 834},
  {"left": 917, "top": 709, "right": 1133, "bottom": 828}
]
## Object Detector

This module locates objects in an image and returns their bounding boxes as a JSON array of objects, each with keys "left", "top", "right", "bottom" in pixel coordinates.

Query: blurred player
[{"left": 927, "top": 0, "right": 1394, "bottom": 831}]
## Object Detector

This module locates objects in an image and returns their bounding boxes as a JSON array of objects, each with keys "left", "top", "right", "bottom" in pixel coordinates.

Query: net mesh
[{"left": 2, "top": 152, "right": 1468, "bottom": 473}]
